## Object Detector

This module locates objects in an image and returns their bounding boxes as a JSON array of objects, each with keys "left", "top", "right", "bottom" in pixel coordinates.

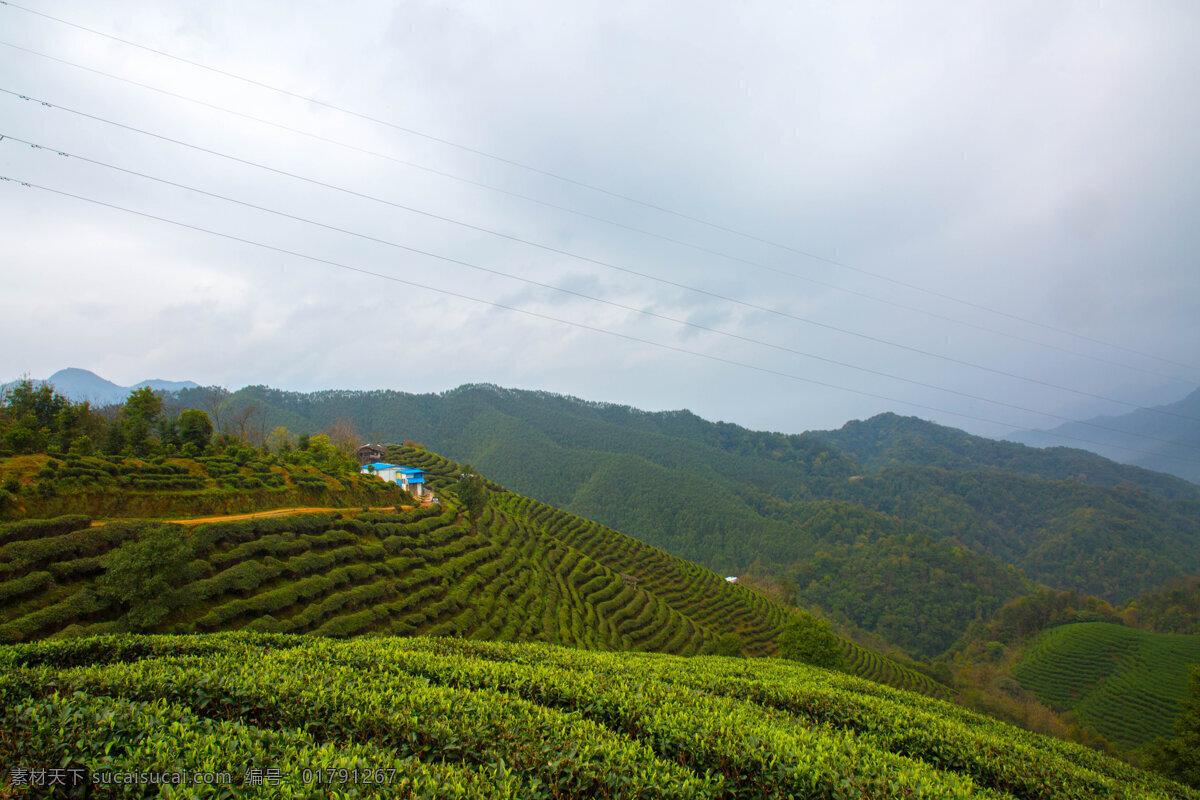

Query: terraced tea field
[
  {"left": 0, "top": 449, "right": 401, "bottom": 520},
  {"left": 2, "top": 633, "right": 1192, "bottom": 798},
  {"left": 0, "top": 444, "right": 946, "bottom": 698},
  {"left": 1012, "top": 621, "right": 1200, "bottom": 749}
]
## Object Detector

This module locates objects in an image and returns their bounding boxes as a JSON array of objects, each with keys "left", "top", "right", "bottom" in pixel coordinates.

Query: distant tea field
[{"left": 1012, "top": 621, "right": 1200, "bottom": 750}]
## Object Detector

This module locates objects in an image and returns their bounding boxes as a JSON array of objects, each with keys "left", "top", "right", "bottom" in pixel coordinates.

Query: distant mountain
[
  {"left": 3, "top": 368, "right": 199, "bottom": 406},
  {"left": 162, "top": 382, "right": 1200, "bottom": 658},
  {"left": 813, "top": 411, "right": 1199, "bottom": 500},
  {"left": 1008, "top": 387, "right": 1200, "bottom": 484}
]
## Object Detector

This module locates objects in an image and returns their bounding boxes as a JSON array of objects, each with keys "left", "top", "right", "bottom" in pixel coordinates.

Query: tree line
[{"left": 0, "top": 380, "right": 359, "bottom": 474}]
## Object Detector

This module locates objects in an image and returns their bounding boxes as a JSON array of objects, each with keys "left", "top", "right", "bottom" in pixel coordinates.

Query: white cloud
[{"left": 1, "top": 0, "right": 1198, "bottom": 436}]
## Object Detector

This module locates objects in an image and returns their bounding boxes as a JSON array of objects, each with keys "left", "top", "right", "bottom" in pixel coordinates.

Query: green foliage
[
  {"left": 1012, "top": 622, "right": 1200, "bottom": 750},
  {"left": 715, "top": 632, "right": 743, "bottom": 657},
  {"left": 0, "top": 448, "right": 955, "bottom": 700},
  {"left": 0, "top": 514, "right": 92, "bottom": 546},
  {"left": 777, "top": 611, "right": 845, "bottom": 669},
  {"left": 1122, "top": 576, "right": 1200, "bottom": 635},
  {"left": 0, "top": 633, "right": 1193, "bottom": 799},
  {"left": 812, "top": 411, "right": 1199, "bottom": 499},
  {"left": 94, "top": 525, "right": 195, "bottom": 631},
  {"left": 0, "top": 448, "right": 396, "bottom": 520},
  {"left": 785, "top": 518, "right": 1031, "bottom": 657},
  {"left": 954, "top": 588, "right": 1122, "bottom": 654},
  {"left": 1147, "top": 666, "right": 1200, "bottom": 788},
  {"left": 456, "top": 464, "right": 489, "bottom": 533},
  {"left": 119, "top": 386, "right": 163, "bottom": 457},
  {"left": 182, "top": 383, "right": 1200, "bottom": 661},
  {"left": 177, "top": 408, "right": 213, "bottom": 451}
]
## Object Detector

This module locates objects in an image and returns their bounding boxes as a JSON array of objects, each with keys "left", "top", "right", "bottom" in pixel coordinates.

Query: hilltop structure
[
  {"left": 355, "top": 443, "right": 389, "bottom": 464},
  {"left": 361, "top": 461, "right": 426, "bottom": 496}
]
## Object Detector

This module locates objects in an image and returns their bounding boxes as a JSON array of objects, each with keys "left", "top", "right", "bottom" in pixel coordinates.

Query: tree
[
  {"left": 266, "top": 425, "right": 297, "bottom": 455},
  {"left": 776, "top": 611, "right": 846, "bottom": 670},
  {"left": 95, "top": 524, "right": 195, "bottom": 631},
  {"left": 226, "top": 403, "right": 261, "bottom": 443},
  {"left": 324, "top": 418, "right": 360, "bottom": 458},
  {"left": 178, "top": 409, "right": 214, "bottom": 452},
  {"left": 198, "top": 387, "right": 229, "bottom": 438},
  {"left": 1148, "top": 666, "right": 1200, "bottom": 788},
  {"left": 456, "top": 464, "right": 488, "bottom": 534},
  {"left": 120, "top": 387, "right": 163, "bottom": 456},
  {"left": 716, "top": 632, "right": 744, "bottom": 657},
  {"left": 0, "top": 379, "right": 68, "bottom": 453}
]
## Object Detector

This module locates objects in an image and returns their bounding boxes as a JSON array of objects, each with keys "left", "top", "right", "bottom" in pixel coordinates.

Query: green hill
[
  {"left": 815, "top": 411, "right": 1199, "bottom": 499},
  {"left": 1012, "top": 622, "right": 1200, "bottom": 750},
  {"left": 0, "top": 445, "right": 946, "bottom": 699},
  {"left": 3, "top": 632, "right": 1193, "bottom": 798},
  {"left": 0, "top": 446, "right": 403, "bottom": 521},
  {"left": 191, "top": 383, "right": 1200, "bottom": 658}
]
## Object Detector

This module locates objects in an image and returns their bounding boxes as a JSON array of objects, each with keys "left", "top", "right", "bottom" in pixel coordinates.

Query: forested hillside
[
  {"left": 815, "top": 411, "right": 1200, "bottom": 499},
  {"left": 184, "top": 383, "right": 1200, "bottom": 658}
]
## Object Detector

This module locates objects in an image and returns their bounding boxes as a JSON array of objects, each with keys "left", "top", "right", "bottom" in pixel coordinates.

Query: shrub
[
  {"left": 716, "top": 632, "right": 744, "bottom": 658},
  {"left": 777, "top": 612, "right": 845, "bottom": 670},
  {"left": 94, "top": 525, "right": 196, "bottom": 631}
]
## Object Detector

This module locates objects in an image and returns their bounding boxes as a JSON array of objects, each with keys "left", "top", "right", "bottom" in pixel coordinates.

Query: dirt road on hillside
[{"left": 89, "top": 506, "right": 415, "bottom": 527}]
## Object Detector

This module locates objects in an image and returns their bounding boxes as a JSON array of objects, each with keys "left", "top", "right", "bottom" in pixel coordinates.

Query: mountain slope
[
  {"left": 1012, "top": 622, "right": 1200, "bottom": 750},
  {"left": 817, "top": 411, "right": 1199, "bottom": 499},
  {"left": 183, "top": 383, "right": 1200, "bottom": 657},
  {"left": 1011, "top": 386, "right": 1200, "bottom": 483},
  {"left": 0, "top": 445, "right": 947, "bottom": 698}
]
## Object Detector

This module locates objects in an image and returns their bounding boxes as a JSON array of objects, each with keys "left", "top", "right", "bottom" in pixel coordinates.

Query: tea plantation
[
  {"left": 2, "top": 633, "right": 1194, "bottom": 798},
  {"left": 0, "top": 448, "right": 402, "bottom": 520},
  {"left": 1012, "top": 622, "right": 1200, "bottom": 750},
  {"left": 0, "top": 444, "right": 945, "bottom": 700}
]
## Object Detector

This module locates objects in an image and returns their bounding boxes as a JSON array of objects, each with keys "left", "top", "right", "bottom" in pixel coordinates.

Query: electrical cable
[
  {"left": 0, "top": 38, "right": 1192, "bottom": 389},
  {"left": 3, "top": 169, "right": 1198, "bottom": 468},
  {"left": 13, "top": 130, "right": 1198, "bottom": 446},
  {"left": 3, "top": 0, "right": 1196, "bottom": 374},
  {"left": 5, "top": 87, "right": 1197, "bottom": 430}
]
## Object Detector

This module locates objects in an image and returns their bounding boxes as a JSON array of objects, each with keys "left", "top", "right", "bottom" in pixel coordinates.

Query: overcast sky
[{"left": 2, "top": 0, "right": 1198, "bottom": 442}]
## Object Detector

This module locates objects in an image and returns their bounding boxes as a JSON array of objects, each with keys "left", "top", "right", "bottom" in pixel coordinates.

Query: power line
[
  {"left": 16, "top": 130, "right": 1200, "bottom": 449},
  {"left": 5, "top": 169, "right": 1196, "bottom": 469},
  {"left": 6, "top": 86, "right": 1198, "bottom": 429},
  {"left": 0, "top": 38, "right": 1192, "bottom": 390},
  {"left": 4, "top": 0, "right": 1196, "bottom": 375}
]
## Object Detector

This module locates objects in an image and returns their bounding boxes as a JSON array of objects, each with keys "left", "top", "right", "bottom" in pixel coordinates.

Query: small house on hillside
[
  {"left": 361, "top": 462, "right": 427, "bottom": 496},
  {"left": 356, "top": 443, "right": 388, "bottom": 465},
  {"left": 725, "top": 576, "right": 738, "bottom": 584}
]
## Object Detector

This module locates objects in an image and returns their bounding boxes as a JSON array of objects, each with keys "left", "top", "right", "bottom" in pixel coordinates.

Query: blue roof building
[{"left": 361, "top": 462, "right": 426, "bottom": 495}]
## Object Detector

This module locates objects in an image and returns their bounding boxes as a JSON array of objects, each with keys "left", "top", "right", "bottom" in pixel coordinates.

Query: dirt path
[
  {"left": 167, "top": 507, "right": 408, "bottom": 526},
  {"left": 90, "top": 506, "right": 413, "bottom": 527}
]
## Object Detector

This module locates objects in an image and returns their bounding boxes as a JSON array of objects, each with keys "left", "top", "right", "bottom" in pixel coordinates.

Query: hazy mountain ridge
[
  {"left": 818, "top": 411, "right": 1199, "bottom": 499},
  {"left": 1010, "top": 387, "right": 1200, "bottom": 483},
  {"left": 2, "top": 368, "right": 199, "bottom": 407}
]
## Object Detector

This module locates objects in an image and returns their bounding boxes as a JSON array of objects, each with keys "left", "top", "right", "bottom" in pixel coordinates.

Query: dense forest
[{"left": 158, "top": 382, "right": 1200, "bottom": 660}]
